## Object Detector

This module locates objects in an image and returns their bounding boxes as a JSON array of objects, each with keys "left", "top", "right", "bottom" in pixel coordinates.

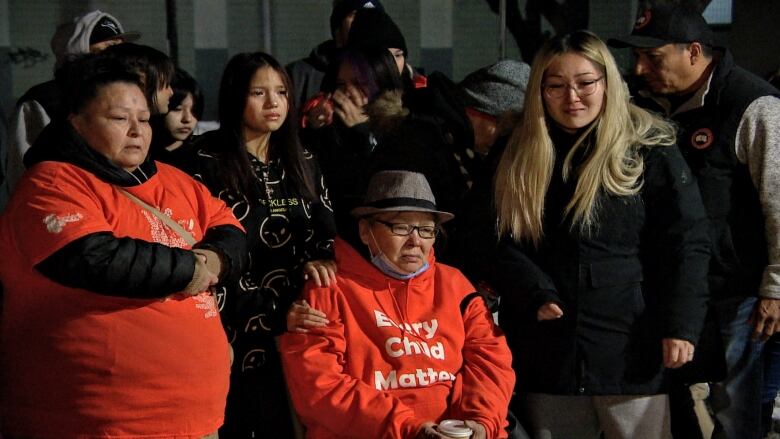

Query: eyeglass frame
[
  {"left": 372, "top": 219, "right": 439, "bottom": 239},
  {"left": 542, "top": 76, "right": 604, "bottom": 99}
]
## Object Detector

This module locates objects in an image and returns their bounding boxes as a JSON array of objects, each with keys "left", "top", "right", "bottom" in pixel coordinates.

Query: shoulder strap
[{"left": 117, "top": 188, "right": 197, "bottom": 246}]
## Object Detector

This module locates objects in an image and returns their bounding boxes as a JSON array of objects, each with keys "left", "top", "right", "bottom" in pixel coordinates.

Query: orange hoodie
[{"left": 280, "top": 238, "right": 514, "bottom": 439}]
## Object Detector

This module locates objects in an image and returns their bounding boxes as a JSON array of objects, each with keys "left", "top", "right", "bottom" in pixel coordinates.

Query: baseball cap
[
  {"left": 608, "top": 3, "right": 716, "bottom": 49},
  {"left": 90, "top": 15, "right": 140, "bottom": 45}
]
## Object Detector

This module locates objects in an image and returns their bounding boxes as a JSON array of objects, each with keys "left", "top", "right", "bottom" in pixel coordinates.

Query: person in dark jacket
[
  {"left": 371, "top": 60, "right": 529, "bottom": 263},
  {"left": 0, "top": 55, "right": 245, "bottom": 438},
  {"left": 346, "top": 8, "right": 421, "bottom": 90},
  {"left": 300, "top": 7, "right": 422, "bottom": 132},
  {"left": 285, "top": 0, "right": 384, "bottom": 109},
  {"left": 181, "top": 52, "right": 337, "bottom": 438},
  {"left": 150, "top": 68, "right": 204, "bottom": 164},
  {"left": 302, "top": 47, "right": 404, "bottom": 248},
  {"left": 609, "top": 5, "right": 780, "bottom": 438},
  {"left": 491, "top": 31, "right": 710, "bottom": 439}
]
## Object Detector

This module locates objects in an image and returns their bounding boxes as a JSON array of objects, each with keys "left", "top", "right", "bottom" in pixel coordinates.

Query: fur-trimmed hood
[{"left": 366, "top": 90, "right": 409, "bottom": 135}]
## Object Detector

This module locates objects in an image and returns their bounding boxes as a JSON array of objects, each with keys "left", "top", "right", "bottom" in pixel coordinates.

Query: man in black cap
[
  {"left": 285, "top": 0, "right": 384, "bottom": 109},
  {"left": 610, "top": 4, "right": 780, "bottom": 439}
]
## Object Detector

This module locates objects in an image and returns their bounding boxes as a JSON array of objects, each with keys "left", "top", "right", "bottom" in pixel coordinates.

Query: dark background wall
[
  {"left": 726, "top": 0, "right": 780, "bottom": 78},
  {"left": 1, "top": 0, "right": 778, "bottom": 122}
]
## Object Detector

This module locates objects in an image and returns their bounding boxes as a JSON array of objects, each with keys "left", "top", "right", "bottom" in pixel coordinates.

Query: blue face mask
[
  {"left": 368, "top": 229, "right": 430, "bottom": 280},
  {"left": 371, "top": 251, "right": 430, "bottom": 280}
]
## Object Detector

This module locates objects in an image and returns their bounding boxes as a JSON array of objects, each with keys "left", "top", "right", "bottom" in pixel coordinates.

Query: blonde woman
[{"left": 492, "top": 31, "right": 710, "bottom": 439}]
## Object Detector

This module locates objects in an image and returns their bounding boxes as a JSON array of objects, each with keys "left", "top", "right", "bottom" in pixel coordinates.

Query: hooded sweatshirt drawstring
[{"left": 374, "top": 278, "right": 427, "bottom": 343}]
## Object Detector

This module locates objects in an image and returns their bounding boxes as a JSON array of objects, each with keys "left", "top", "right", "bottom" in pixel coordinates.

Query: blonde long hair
[{"left": 494, "top": 30, "right": 675, "bottom": 246}]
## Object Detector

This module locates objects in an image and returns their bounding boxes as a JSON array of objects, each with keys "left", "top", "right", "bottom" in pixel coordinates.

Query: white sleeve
[
  {"left": 736, "top": 95, "right": 780, "bottom": 298},
  {"left": 7, "top": 100, "right": 51, "bottom": 193}
]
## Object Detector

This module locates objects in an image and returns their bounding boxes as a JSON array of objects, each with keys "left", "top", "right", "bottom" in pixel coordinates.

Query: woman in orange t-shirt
[{"left": 0, "top": 54, "right": 245, "bottom": 438}]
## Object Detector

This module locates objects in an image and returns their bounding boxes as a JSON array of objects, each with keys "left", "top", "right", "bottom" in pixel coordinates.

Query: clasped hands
[{"left": 183, "top": 249, "right": 221, "bottom": 296}]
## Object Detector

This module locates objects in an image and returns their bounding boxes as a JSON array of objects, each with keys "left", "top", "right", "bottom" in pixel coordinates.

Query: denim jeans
[
  {"left": 761, "top": 333, "right": 780, "bottom": 435},
  {"left": 762, "top": 333, "right": 780, "bottom": 403},
  {"left": 709, "top": 295, "right": 764, "bottom": 439}
]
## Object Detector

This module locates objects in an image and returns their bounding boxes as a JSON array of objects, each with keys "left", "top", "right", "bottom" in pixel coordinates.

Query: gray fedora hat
[{"left": 351, "top": 170, "right": 454, "bottom": 223}]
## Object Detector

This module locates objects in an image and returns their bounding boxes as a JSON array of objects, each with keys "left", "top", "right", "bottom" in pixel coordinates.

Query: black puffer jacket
[
  {"left": 286, "top": 40, "right": 339, "bottom": 109},
  {"left": 493, "top": 127, "right": 710, "bottom": 395},
  {"left": 24, "top": 121, "right": 246, "bottom": 298},
  {"left": 366, "top": 81, "right": 484, "bottom": 263}
]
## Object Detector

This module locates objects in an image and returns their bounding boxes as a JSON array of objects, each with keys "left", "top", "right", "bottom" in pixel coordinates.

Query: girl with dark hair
[
  {"left": 303, "top": 47, "right": 405, "bottom": 246},
  {"left": 184, "top": 51, "right": 337, "bottom": 438},
  {"left": 101, "top": 42, "right": 174, "bottom": 114},
  {"left": 346, "top": 7, "right": 426, "bottom": 91},
  {"left": 151, "top": 68, "right": 204, "bottom": 163}
]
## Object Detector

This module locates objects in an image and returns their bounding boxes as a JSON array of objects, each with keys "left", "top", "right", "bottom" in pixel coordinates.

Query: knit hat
[
  {"left": 351, "top": 171, "right": 454, "bottom": 223},
  {"left": 347, "top": 9, "right": 408, "bottom": 55},
  {"left": 458, "top": 60, "right": 531, "bottom": 117},
  {"left": 330, "top": 0, "right": 384, "bottom": 37},
  {"left": 608, "top": 3, "right": 716, "bottom": 49},
  {"left": 51, "top": 10, "right": 140, "bottom": 65}
]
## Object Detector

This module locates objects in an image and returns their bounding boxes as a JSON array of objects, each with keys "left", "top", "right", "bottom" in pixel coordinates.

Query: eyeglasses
[
  {"left": 373, "top": 220, "right": 438, "bottom": 239},
  {"left": 543, "top": 77, "right": 603, "bottom": 99}
]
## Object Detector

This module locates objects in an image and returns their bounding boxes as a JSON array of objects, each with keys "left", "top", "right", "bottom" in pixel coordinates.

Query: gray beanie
[{"left": 458, "top": 60, "right": 531, "bottom": 117}]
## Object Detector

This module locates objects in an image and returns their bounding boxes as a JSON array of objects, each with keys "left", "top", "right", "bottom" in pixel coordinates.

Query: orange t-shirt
[{"left": 0, "top": 161, "right": 239, "bottom": 438}]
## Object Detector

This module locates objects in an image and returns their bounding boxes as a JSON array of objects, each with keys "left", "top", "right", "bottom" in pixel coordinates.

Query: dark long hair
[
  {"left": 169, "top": 68, "right": 204, "bottom": 120},
  {"left": 101, "top": 43, "right": 175, "bottom": 115},
  {"left": 150, "top": 68, "right": 204, "bottom": 151},
  {"left": 211, "top": 51, "right": 316, "bottom": 203},
  {"left": 322, "top": 47, "right": 404, "bottom": 101}
]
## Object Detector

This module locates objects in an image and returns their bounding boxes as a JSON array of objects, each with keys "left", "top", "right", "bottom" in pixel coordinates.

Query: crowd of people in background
[{"left": 0, "top": 1, "right": 778, "bottom": 439}]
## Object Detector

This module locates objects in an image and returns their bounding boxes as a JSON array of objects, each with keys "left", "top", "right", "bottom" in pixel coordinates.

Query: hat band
[{"left": 367, "top": 197, "right": 437, "bottom": 211}]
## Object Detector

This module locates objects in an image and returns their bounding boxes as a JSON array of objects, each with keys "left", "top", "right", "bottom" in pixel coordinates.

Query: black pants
[{"left": 220, "top": 348, "right": 296, "bottom": 439}]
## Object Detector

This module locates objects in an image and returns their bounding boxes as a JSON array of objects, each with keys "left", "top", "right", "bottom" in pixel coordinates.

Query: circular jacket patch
[
  {"left": 691, "top": 128, "right": 714, "bottom": 150},
  {"left": 634, "top": 10, "right": 652, "bottom": 30}
]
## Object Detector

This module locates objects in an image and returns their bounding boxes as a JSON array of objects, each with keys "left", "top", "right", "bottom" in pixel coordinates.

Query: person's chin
[
  {"left": 645, "top": 81, "right": 670, "bottom": 95},
  {"left": 119, "top": 151, "right": 147, "bottom": 169},
  {"left": 397, "top": 260, "right": 424, "bottom": 273}
]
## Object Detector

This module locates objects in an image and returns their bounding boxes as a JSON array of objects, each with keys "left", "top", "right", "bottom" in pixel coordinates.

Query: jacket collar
[
  {"left": 23, "top": 120, "right": 157, "bottom": 186},
  {"left": 639, "top": 49, "right": 734, "bottom": 116}
]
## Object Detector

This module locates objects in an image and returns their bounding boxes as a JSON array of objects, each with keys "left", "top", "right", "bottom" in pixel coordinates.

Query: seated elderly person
[
  {"left": 280, "top": 170, "right": 514, "bottom": 439},
  {"left": 0, "top": 55, "right": 245, "bottom": 437}
]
